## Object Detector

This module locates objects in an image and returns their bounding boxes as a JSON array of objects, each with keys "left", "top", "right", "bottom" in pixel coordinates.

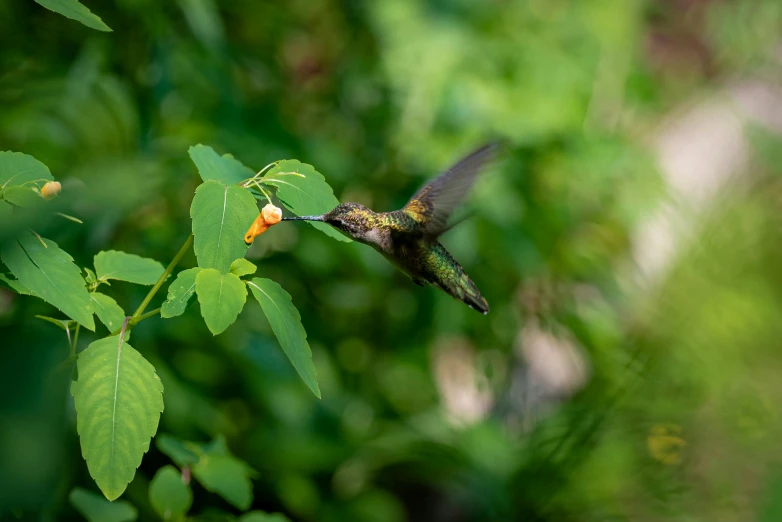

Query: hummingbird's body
[
  {"left": 284, "top": 144, "right": 496, "bottom": 314},
  {"left": 328, "top": 207, "right": 489, "bottom": 313}
]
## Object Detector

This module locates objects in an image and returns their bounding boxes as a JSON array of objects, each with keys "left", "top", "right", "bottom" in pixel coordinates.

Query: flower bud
[{"left": 41, "top": 181, "right": 61, "bottom": 199}]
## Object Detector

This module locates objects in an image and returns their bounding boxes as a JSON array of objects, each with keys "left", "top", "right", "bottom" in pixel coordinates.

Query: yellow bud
[{"left": 41, "top": 181, "right": 62, "bottom": 199}]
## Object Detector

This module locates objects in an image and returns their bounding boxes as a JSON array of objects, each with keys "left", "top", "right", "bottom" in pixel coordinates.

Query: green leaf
[
  {"left": 0, "top": 151, "right": 53, "bottom": 189},
  {"left": 190, "top": 181, "right": 258, "bottom": 273},
  {"left": 161, "top": 268, "right": 201, "bottom": 319},
  {"left": 90, "top": 292, "right": 127, "bottom": 334},
  {"left": 1, "top": 232, "right": 95, "bottom": 330},
  {"left": 157, "top": 434, "right": 256, "bottom": 512},
  {"left": 0, "top": 273, "right": 33, "bottom": 295},
  {"left": 193, "top": 454, "right": 254, "bottom": 511},
  {"left": 69, "top": 488, "right": 137, "bottom": 522},
  {"left": 149, "top": 466, "right": 192, "bottom": 521},
  {"left": 262, "top": 160, "right": 349, "bottom": 242},
  {"left": 71, "top": 336, "right": 164, "bottom": 500},
  {"left": 239, "top": 512, "right": 291, "bottom": 522},
  {"left": 229, "top": 258, "right": 257, "bottom": 277},
  {"left": 3, "top": 186, "right": 42, "bottom": 207},
  {"left": 247, "top": 278, "right": 320, "bottom": 398},
  {"left": 94, "top": 250, "right": 165, "bottom": 285},
  {"left": 0, "top": 201, "right": 11, "bottom": 219},
  {"left": 156, "top": 434, "right": 200, "bottom": 467},
  {"left": 33, "top": 0, "right": 111, "bottom": 31},
  {"left": 195, "top": 269, "right": 247, "bottom": 335},
  {"left": 157, "top": 433, "right": 256, "bottom": 510},
  {"left": 188, "top": 145, "right": 255, "bottom": 185}
]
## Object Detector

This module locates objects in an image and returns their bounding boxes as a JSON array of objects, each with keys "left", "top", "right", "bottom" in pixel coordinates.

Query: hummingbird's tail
[
  {"left": 459, "top": 277, "right": 490, "bottom": 315},
  {"left": 426, "top": 242, "right": 490, "bottom": 314}
]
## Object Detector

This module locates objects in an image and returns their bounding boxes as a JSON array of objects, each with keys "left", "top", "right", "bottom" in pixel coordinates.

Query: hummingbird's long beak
[{"left": 282, "top": 215, "right": 324, "bottom": 222}]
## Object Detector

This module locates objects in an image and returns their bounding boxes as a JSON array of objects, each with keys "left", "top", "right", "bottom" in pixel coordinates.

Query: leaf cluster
[{"left": 0, "top": 144, "right": 341, "bottom": 508}]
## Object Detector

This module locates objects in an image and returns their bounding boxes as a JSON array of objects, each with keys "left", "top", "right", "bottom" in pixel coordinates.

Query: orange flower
[{"left": 245, "top": 204, "right": 283, "bottom": 244}]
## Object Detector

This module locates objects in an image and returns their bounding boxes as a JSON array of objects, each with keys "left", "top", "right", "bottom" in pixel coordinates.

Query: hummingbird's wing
[{"left": 403, "top": 143, "right": 497, "bottom": 237}]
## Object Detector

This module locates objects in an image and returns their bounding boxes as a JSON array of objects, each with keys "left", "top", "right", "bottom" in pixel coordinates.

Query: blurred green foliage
[{"left": 2, "top": 0, "right": 782, "bottom": 521}]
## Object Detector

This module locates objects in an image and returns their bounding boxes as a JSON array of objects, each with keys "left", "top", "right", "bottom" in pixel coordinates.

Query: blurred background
[{"left": 2, "top": 0, "right": 782, "bottom": 520}]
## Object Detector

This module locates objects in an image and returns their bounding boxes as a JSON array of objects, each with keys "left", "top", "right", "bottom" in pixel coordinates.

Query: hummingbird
[{"left": 283, "top": 143, "right": 497, "bottom": 314}]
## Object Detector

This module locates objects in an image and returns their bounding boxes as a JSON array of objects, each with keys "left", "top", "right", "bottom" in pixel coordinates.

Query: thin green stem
[
  {"left": 132, "top": 307, "right": 160, "bottom": 324},
  {"left": 56, "top": 212, "right": 83, "bottom": 224},
  {"left": 108, "top": 302, "right": 163, "bottom": 336},
  {"left": 252, "top": 161, "right": 277, "bottom": 180},
  {"left": 71, "top": 324, "right": 80, "bottom": 357},
  {"left": 30, "top": 229, "right": 47, "bottom": 248},
  {"left": 257, "top": 184, "right": 274, "bottom": 206},
  {"left": 132, "top": 234, "right": 193, "bottom": 319},
  {"left": 51, "top": 324, "right": 79, "bottom": 378},
  {"left": 241, "top": 161, "right": 276, "bottom": 188}
]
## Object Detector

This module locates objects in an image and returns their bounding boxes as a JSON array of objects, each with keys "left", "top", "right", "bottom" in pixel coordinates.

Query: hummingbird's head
[
  {"left": 322, "top": 202, "right": 373, "bottom": 234},
  {"left": 282, "top": 202, "right": 376, "bottom": 240}
]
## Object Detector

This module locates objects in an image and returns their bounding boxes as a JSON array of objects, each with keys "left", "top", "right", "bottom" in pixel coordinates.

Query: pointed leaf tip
[
  {"left": 248, "top": 278, "right": 320, "bottom": 398},
  {"left": 34, "top": 0, "right": 112, "bottom": 31}
]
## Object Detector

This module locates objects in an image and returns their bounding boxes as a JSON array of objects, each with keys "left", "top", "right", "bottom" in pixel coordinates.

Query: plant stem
[
  {"left": 109, "top": 307, "right": 163, "bottom": 336},
  {"left": 64, "top": 324, "right": 72, "bottom": 349},
  {"left": 71, "top": 324, "right": 80, "bottom": 357},
  {"left": 132, "top": 234, "right": 193, "bottom": 319},
  {"left": 132, "top": 307, "right": 160, "bottom": 324},
  {"left": 119, "top": 316, "right": 130, "bottom": 346},
  {"left": 256, "top": 183, "right": 274, "bottom": 205},
  {"left": 52, "top": 324, "right": 79, "bottom": 378}
]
